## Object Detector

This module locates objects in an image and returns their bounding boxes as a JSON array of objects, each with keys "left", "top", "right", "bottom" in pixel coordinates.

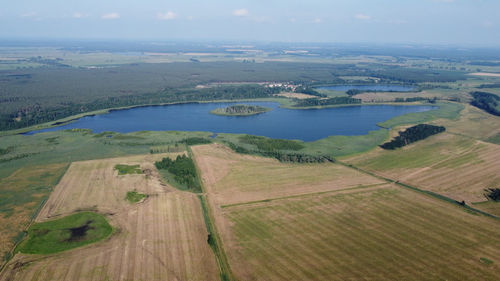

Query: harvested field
[
  {"left": 431, "top": 104, "right": 500, "bottom": 140},
  {"left": 345, "top": 133, "right": 500, "bottom": 203},
  {"left": 0, "top": 153, "right": 218, "bottom": 281},
  {"left": 275, "top": 92, "right": 318, "bottom": 99},
  {"left": 37, "top": 153, "right": 182, "bottom": 219},
  {"left": 353, "top": 91, "right": 437, "bottom": 102},
  {"left": 192, "top": 144, "right": 384, "bottom": 206},
  {"left": 221, "top": 185, "right": 500, "bottom": 280},
  {"left": 469, "top": 72, "right": 500, "bottom": 77}
]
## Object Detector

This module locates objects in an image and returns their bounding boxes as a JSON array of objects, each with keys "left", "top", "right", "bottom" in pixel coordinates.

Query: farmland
[
  {"left": 1, "top": 41, "right": 500, "bottom": 280},
  {"left": 192, "top": 144, "right": 500, "bottom": 281},
  {"left": 0, "top": 153, "right": 218, "bottom": 281}
]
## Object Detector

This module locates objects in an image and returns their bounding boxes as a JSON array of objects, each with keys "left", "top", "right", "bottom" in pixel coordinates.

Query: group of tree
[
  {"left": 155, "top": 155, "right": 200, "bottom": 191},
  {"left": 469, "top": 91, "right": 500, "bottom": 116},
  {"left": 293, "top": 97, "right": 361, "bottom": 107},
  {"left": 380, "top": 124, "right": 446, "bottom": 150},
  {"left": 394, "top": 97, "right": 437, "bottom": 103}
]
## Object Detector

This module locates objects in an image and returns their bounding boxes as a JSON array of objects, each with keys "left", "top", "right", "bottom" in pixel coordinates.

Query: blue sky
[{"left": 1, "top": 0, "right": 499, "bottom": 46}]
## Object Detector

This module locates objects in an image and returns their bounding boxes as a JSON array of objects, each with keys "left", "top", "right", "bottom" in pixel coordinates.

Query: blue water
[
  {"left": 27, "top": 102, "right": 436, "bottom": 142},
  {"left": 318, "top": 85, "right": 415, "bottom": 92}
]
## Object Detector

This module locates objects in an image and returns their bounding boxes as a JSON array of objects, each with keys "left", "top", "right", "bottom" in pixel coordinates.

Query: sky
[{"left": 1, "top": 0, "right": 500, "bottom": 46}]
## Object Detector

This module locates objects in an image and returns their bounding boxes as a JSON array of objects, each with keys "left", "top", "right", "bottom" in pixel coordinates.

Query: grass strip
[{"left": 198, "top": 195, "right": 234, "bottom": 281}]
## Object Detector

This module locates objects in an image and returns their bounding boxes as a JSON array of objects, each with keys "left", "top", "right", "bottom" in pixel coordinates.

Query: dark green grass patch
[
  {"left": 126, "top": 191, "right": 147, "bottom": 203},
  {"left": 18, "top": 212, "right": 113, "bottom": 254},
  {"left": 114, "top": 164, "right": 142, "bottom": 175},
  {"left": 480, "top": 257, "right": 494, "bottom": 266}
]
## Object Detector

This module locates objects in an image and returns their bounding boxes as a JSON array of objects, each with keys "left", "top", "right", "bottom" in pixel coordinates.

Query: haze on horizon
[{"left": 1, "top": 0, "right": 500, "bottom": 46}]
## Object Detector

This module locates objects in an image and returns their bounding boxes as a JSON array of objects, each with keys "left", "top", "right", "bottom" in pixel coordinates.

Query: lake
[
  {"left": 27, "top": 102, "right": 436, "bottom": 142},
  {"left": 318, "top": 85, "right": 415, "bottom": 92}
]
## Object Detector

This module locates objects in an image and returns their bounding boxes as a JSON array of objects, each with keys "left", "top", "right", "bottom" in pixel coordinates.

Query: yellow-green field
[
  {"left": 345, "top": 133, "right": 500, "bottom": 203},
  {"left": 224, "top": 186, "right": 499, "bottom": 280},
  {"left": 193, "top": 144, "right": 500, "bottom": 281}
]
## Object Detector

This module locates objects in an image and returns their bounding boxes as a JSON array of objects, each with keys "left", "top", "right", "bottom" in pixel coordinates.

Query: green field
[{"left": 18, "top": 212, "right": 112, "bottom": 254}]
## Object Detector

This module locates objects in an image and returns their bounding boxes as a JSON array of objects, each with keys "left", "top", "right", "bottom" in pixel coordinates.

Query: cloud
[
  {"left": 72, "top": 12, "right": 89, "bottom": 19},
  {"left": 313, "top": 18, "right": 322, "bottom": 23},
  {"left": 157, "top": 11, "right": 177, "bottom": 20},
  {"left": 20, "top": 12, "right": 37, "bottom": 18},
  {"left": 232, "top": 9, "right": 248, "bottom": 17},
  {"left": 355, "top": 14, "right": 371, "bottom": 20},
  {"left": 101, "top": 12, "right": 120, "bottom": 20}
]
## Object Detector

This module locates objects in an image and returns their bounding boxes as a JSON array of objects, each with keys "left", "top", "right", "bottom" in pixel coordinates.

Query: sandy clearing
[
  {"left": 469, "top": 72, "right": 500, "bottom": 77},
  {"left": 0, "top": 153, "right": 218, "bottom": 281},
  {"left": 275, "top": 92, "right": 317, "bottom": 99}
]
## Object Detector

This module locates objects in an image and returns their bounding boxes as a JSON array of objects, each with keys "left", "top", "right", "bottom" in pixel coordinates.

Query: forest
[{"left": 469, "top": 91, "right": 500, "bottom": 116}]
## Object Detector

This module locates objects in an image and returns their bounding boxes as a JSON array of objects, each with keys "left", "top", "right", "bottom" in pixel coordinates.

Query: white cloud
[
  {"left": 233, "top": 9, "right": 248, "bottom": 17},
  {"left": 187, "top": 15, "right": 194, "bottom": 21},
  {"left": 157, "top": 11, "right": 177, "bottom": 20},
  {"left": 313, "top": 18, "right": 322, "bottom": 23},
  {"left": 20, "top": 12, "right": 37, "bottom": 18},
  {"left": 73, "top": 12, "right": 89, "bottom": 19},
  {"left": 102, "top": 12, "right": 120, "bottom": 20},
  {"left": 355, "top": 14, "right": 371, "bottom": 20}
]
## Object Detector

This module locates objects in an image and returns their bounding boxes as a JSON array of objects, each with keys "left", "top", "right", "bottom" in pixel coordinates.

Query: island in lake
[{"left": 210, "top": 104, "right": 272, "bottom": 116}]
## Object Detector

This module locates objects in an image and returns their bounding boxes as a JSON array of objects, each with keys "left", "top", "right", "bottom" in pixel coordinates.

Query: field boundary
[
  {"left": 337, "top": 161, "right": 500, "bottom": 221},
  {"left": 220, "top": 183, "right": 387, "bottom": 209},
  {"left": 190, "top": 146, "right": 234, "bottom": 281},
  {"left": 198, "top": 195, "right": 234, "bottom": 281}
]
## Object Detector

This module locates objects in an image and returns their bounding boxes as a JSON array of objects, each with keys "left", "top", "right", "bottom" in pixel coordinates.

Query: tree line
[
  {"left": 469, "top": 91, "right": 500, "bottom": 116},
  {"left": 380, "top": 124, "right": 446, "bottom": 150},
  {"left": 0, "top": 85, "right": 282, "bottom": 131},
  {"left": 293, "top": 97, "right": 361, "bottom": 107}
]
